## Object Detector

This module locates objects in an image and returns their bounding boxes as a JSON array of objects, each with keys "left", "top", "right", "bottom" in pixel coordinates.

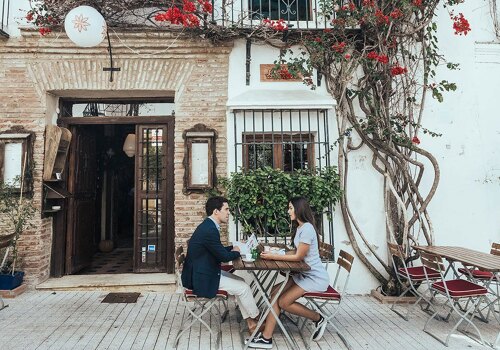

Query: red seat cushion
[
  {"left": 220, "top": 264, "right": 235, "bottom": 273},
  {"left": 185, "top": 289, "right": 228, "bottom": 300},
  {"left": 432, "top": 279, "right": 487, "bottom": 298},
  {"left": 303, "top": 285, "right": 340, "bottom": 300},
  {"left": 398, "top": 266, "right": 440, "bottom": 281},
  {"left": 458, "top": 267, "right": 494, "bottom": 280}
]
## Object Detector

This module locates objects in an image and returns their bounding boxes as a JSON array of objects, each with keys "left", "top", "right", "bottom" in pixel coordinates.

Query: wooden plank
[
  {"left": 1, "top": 291, "right": 498, "bottom": 350},
  {"left": 105, "top": 293, "right": 154, "bottom": 350},
  {"left": 152, "top": 293, "right": 181, "bottom": 349},
  {"left": 60, "top": 116, "right": 174, "bottom": 125},
  {"left": 71, "top": 301, "right": 123, "bottom": 349},
  {"left": 81, "top": 302, "right": 128, "bottom": 350},
  {"left": 127, "top": 293, "right": 162, "bottom": 349},
  {"left": 43, "top": 125, "right": 62, "bottom": 181},
  {"left": 38, "top": 291, "right": 100, "bottom": 349},
  {"left": 93, "top": 299, "right": 141, "bottom": 349},
  {"left": 414, "top": 246, "right": 500, "bottom": 272},
  {"left": 0, "top": 291, "right": 62, "bottom": 340},
  {"left": 6, "top": 291, "right": 89, "bottom": 349},
  {"left": 140, "top": 293, "right": 171, "bottom": 349}
]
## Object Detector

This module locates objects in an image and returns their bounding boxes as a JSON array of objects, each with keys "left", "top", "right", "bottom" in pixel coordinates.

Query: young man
[{"left": 181, "top": 196, "right": 260, "bottom": 333}]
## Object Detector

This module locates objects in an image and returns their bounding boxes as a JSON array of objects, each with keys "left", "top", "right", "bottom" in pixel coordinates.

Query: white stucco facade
[
  {"left": 3, "top": 1, "right": 499, "bottom": 293},
  {"left": 225, "top": 1, "right": 500, "bottom": 294}
]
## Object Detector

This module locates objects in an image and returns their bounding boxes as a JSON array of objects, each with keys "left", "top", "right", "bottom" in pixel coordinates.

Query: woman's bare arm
[{"left": 260, "top": 243, "right": 310, "bottom": 262}]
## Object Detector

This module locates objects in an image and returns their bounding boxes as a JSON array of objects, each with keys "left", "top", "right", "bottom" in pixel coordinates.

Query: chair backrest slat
[
  {"left": 420, "top": 251, "right": 445, "bottom": 272},
  {"left": 318, "top": 242, "right": 334, "bottom": 260},
  {"left": 490, "top": 242, "right": 500, "bottom": 256},
  {"left": 0, "top": 233, "right": 16, "bottom": 250},
  {"left": 337, "top": 250, "right": 354, "bottom": 273},
  {"left": 387, "top": 242, "right": 405, "bottom": 261},
  {"left": 175, "top": 245, "right": 184, "bottom": 259},
  {"left": 175, "top": 246, "right": 185, "bottom": 271}
]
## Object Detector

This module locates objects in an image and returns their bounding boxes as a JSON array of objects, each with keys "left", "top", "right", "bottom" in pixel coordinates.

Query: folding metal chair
[
  {"left": 173, "top": 246, "right": 228, "bottom": 349},
  {"left": 457, "top": 242, "right": 500, "bottom": 321},
  {"left": 299, "top": 249, "right": 355, "bottom": 350},
  {"left": 0, "top": 233, "right": 16, "bottom": 311},
  {"left": 388, "top": 242, "right": 440, "bottom": 320},
  {"left": 420, "top": 250, "right": 488, "bottom": 347}
]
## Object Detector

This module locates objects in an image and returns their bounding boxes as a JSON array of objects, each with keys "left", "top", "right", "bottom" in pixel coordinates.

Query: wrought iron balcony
[
  {"left": 209, "top": 0, "right": 361, "bottom": 30},
  {"left": 0, "top": 0, "right": 9, "bottom": 38}
]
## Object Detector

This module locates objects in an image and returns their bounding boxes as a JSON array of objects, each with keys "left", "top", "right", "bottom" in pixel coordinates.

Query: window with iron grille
[
  {"left": 243, "top": 133, "right": 314, "bottom": 171},
  {"left": 231, "top": 108, "right": 334, "bottom": 244},
  {"left": 250, "top": 0, "right": 312, "bottom": 21}
]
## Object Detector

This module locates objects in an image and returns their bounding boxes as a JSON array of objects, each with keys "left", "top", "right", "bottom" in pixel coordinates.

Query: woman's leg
[
  {"left": 261, "top": 278, "right": 295, "bottom": 339},
  {"left": 277, "top": 281, "right": 320, "bottom": 321}
]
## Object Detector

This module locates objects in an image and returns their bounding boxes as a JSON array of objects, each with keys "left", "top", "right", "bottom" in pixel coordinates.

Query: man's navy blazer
[{"left": 181, "top": 217, "right": 240, "bottom": 298}]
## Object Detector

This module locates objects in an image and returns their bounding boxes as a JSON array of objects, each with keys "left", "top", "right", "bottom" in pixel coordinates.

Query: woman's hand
[{"left": 260, "top": 252, "right": 277, "bottom": 260}]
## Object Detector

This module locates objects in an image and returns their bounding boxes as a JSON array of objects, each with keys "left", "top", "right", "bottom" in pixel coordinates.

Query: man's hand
[{"left": 232, "top": 246, "right": 240, "bottom": 252}]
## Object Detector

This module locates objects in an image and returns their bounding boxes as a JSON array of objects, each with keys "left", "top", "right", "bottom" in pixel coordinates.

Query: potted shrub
[{"left": 0, "top": 178, "right": 35, "bottom": 290}]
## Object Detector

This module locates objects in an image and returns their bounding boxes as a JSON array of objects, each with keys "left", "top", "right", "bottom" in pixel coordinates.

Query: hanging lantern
[
  {"left": 123, "top": 134, "right": 136, "bottom": 157},
  {"left": 64, "top": 6, "right": 107, "bottom": 47}
]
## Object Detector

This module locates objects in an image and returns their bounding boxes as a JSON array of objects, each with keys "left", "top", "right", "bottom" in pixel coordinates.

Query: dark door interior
[{"left": 66, "top": 126, "right": 97, "bottom": 274}]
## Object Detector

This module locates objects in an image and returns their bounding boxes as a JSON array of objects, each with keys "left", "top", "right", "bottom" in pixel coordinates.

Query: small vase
[{"left": 98, "top": 239, "right": 114, "bottom": 253}]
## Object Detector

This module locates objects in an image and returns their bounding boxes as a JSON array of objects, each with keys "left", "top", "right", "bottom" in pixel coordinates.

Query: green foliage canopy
[{"left": 219, "top": 166, "right": 341, "bottom": 237}]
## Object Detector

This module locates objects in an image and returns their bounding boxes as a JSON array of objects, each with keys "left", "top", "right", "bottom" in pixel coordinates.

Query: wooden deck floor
[{"left": 0, "top": 291, "right": 498, "bottom": 349}]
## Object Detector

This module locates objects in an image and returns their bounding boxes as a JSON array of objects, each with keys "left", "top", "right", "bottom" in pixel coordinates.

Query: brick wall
[{"left": 0, "top": 29, "right": 232, "bottom": 286}]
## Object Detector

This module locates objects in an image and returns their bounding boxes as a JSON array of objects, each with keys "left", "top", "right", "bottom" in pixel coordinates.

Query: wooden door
[
  {"left": 134, "top": 123, "right": 174, "bottom": 272},
  {"left": 66, "top": 126, "right": 97, "bottom": 274}
]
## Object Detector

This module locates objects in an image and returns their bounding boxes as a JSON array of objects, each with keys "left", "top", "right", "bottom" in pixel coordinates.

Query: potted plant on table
[{"left": 0, "top": 177, "right": 35, "bottom": 290}]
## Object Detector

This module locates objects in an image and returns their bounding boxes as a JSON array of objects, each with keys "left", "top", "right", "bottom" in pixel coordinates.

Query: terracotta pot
[{"left": 98, "top": 239, "right": 114, "bottom": 253}]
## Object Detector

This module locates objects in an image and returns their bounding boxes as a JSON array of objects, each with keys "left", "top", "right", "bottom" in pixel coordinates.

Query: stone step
[{"left": 35, "top": 273, "right": 176, "bottom": 293}]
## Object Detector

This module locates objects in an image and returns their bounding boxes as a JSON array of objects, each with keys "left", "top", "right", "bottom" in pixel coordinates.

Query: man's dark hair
[{"left": 205, "top": 196, "right": 228, "bottom": 216}]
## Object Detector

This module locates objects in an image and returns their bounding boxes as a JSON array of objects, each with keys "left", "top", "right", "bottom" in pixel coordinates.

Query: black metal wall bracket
[{"left": 103, "top": 30, "right": 121, "bottom": 82}]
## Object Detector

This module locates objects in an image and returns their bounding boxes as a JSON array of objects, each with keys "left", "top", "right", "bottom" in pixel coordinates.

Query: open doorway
[
  {"left": 73, "top": 124, "right": 135, "bottom": 275},
  {"left": 50, "top": 98, "right": 176, "bottom": 277}
]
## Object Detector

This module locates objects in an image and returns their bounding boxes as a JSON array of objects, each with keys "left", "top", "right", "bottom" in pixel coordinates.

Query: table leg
[{"left": 243, "top": 270, "right": 299, "bottom": 350}]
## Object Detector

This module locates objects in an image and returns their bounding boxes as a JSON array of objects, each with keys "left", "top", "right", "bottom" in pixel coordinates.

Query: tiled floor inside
[{"left": 78, "top": 248, "right": 133, "bottom": 275}]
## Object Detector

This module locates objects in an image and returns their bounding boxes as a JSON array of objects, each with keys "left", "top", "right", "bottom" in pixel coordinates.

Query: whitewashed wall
[
  {"left": 227, "top": 1, "right": 500, "bottom": 294},
  {"left": 5, "top": 1, "right": 500, "bottom": 294}
]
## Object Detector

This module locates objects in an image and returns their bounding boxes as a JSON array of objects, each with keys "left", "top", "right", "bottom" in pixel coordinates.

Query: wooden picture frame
[
  {"left": 0, "top": 131, "right": 34, "bottom": 193},
  {"left": 182, "top": 124, "right": 217, "bottom": 194}
]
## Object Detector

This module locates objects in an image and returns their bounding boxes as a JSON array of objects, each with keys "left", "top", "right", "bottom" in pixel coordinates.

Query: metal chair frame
[
  {"left": 388, "top": 243, "right": 439, "bottom": 321},
  {"left": 420, "top": 251, "right": 488, "bottom": 347},
  {"left": 458, "top": 243, "right": 500, "bottom": 322},
  {"left": 299, "top": 249, "right": 354, "bottom": 350},
  {"left": 0, "top": 233, "right": 16, "bottom": 311},
  {"left": 173, "top": 246, "right": 228, "bottom": 349}
]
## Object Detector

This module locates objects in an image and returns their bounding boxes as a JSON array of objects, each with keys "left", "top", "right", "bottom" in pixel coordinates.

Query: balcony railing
[
  {"left": 209, "top": 0, "right": 361, "bottom": 30},
  {"left": 0, "top": 0, "right": 9, "bottom": 37}
]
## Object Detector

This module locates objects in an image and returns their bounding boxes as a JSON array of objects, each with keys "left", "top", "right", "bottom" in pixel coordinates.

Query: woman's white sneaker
[{"left": 312, "top": 315, "right": 327, "bottom": 341}]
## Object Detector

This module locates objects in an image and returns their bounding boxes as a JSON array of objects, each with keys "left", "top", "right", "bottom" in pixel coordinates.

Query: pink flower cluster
[
  {"left": 390, "top": 65, "right": 408, "bottom": 76},
  {"left": 366, "top": 51, "right": 389, "bottom": 64},
  {"left": 262, "top": 18, "right": 288, "bottom": 31},
  {"left": 154, "top": 0, "right": 212, "bottom": 28},
  {"left": 451, "top": 13, "right": 471, "bottom": 36}
]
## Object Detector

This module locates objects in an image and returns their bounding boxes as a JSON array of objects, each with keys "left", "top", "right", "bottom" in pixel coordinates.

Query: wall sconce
[
  {"left": 182, "top": 124, "right": 217, "bottom": 194},
  {"left": 123, "top": 134, "right": 136, "bottom": 157}
]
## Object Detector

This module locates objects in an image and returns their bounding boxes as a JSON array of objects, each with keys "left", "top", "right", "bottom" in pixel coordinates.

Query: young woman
[{"left": 248, "top": 196, "right": 330, "bottom": 349}]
